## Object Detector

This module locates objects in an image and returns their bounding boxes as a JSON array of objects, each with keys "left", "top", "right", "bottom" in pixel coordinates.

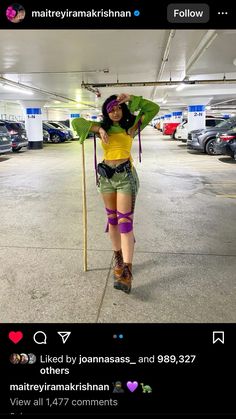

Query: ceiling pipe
[
  {"left": 210, "top": 106, "right": 236, "bottom": 110},
  {"left": 151, "top": 30, "right": 218, "bottom": 101},
  {"left": 151, "top": 30, "right": 176, "bottom": 99},
  {"left": 81, "top": 81, "right": 101, "bottom": 97},
  {"left": 157, "top": 30, "right": 176, "bottom": 80},
  {"left": 209, "top": 98, "right": 236, "bottom": 106},
  {"left": 82, "top": 79, "right": 236, "bottom": 88}
]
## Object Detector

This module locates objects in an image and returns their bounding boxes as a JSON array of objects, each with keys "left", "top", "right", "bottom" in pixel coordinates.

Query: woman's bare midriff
[{"left": 104, "top": 158, "right": 129, "bottom": 166}]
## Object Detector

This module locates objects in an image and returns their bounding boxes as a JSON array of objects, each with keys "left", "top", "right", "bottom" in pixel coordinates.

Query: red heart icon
[{"left": 8, "top": 331, "right": 23, "bottom": 344}]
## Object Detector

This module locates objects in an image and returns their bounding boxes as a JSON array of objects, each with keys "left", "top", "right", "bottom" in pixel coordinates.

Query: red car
[{"left": 163, "top": 122, "right": 180, "bottom": 136}]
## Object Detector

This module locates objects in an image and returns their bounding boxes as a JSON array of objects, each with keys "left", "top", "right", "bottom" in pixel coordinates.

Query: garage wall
[
  {"left": 0, "top": 102, "right": 70, "bottom": 122},
  {"left": 0, "top": 102, "right": 24, "bottom": 121},
  {"left": 46, "top": 108, "right": 70, "bottom": 121}
]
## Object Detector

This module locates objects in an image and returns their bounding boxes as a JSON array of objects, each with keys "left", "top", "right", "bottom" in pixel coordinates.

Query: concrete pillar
[
  {"left": 160, "top": 116, "right": 165, "bottom": 130},
  {"left": 172, "top": 111, "right": 183, "bottom": 123},
  {"left": 70, "top": 113, "right": 80, "bottom": 136},
  {"left": 25, "top": 108, "right": 43, "bottom": 149},
  {"left": 188, "top": 105, "right": 205, "bottom": 131},
  {"left": 164, "top": 113, "right": 172, "bottom": 123},
  {"left": 21, "top": 101, "right": 46, "bottom": 149}
]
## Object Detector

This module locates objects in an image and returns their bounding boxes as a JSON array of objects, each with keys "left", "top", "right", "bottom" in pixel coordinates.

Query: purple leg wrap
[
  {"left": 117, "top": 210, "right": 133, "bottom": 234},
  {"left": 105, "top": 208, "right": 117, "bottom": 232}
]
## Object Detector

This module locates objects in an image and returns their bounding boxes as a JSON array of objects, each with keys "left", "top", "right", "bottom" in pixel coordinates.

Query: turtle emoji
[{"left": 140, "top": 383, "right": 152, "bottom": 393}]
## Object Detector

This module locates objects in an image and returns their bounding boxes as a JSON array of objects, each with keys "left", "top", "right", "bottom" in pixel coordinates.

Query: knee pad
[
  {"left": 105, "top": 208, "right": 117, "bottom": 232},
  {"left": 117, "top": 210, "right": 133, "bottom": 233}
]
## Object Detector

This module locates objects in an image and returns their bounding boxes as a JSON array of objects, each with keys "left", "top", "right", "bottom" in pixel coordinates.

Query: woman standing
[{"left": 72, "top": 94, "right": 159, "bottom": 294}]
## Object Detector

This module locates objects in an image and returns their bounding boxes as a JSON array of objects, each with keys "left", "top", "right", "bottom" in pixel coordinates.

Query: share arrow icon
[{"left": 57, "top": 331, "right": 71, "bottom": 344}]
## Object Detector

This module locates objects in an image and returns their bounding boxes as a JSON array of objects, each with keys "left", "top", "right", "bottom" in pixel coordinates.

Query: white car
[
  {"left": 174, "top": 118, "right": 225, "bottom": 142},
  {"left": 151, "top": 117, "right": 159, "bottom": 128},
  {"left": 174, "top": 120, "right": 188, "bottom": 140}
]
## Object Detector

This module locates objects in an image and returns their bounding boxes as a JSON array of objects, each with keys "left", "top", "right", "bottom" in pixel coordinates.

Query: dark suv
[
  {"left": 0, "top": 122, "right": 12, "bottom": 154},
  {"left": 0, "top": 120, "right": 28, "bottom": 152},
  {"left": 187, "top": 117, "right": 236, "bottom": 155}
]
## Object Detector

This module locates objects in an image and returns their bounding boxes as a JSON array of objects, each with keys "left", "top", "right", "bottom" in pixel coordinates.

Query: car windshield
[
  {"left": 51, "top": 122, "right": 67, "bottom": 129},
  {"left": 58, "top": 123, "right": 69, "bottom": 129},
  {"left": 6, "top": 122, "right": 24, "bottom": 130},
  {"left": 0, "top": 125, "right": 8, "bottom": 133},
  {"left": 44, "top": 122, "right": 57, "bottom": 129},
  {"left": 49, "top": 122, "right": 61, "bottom": 128},
  {"left": 215, "top": 118, "right": 236, "bottom": 128}
]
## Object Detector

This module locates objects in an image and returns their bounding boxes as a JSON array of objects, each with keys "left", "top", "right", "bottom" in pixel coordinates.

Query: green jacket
[{"left": 72, "top": 95, "right": 160, "bottom": 144}]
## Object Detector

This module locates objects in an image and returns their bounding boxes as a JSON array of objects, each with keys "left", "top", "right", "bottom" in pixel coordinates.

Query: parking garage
[{"left": 0, "top": 29, "right": 235, "bottom": 323}]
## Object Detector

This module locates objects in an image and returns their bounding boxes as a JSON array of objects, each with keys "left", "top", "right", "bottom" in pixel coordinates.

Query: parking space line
[{"left": 215, "top": 194, "right": 236, "bottom": 198}]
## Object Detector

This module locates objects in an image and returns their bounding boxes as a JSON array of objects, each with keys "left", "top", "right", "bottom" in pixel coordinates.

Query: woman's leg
[
  {"left": 101, "top": 192, "right": 120, "bottom": 250},
  {"left": 113, "top": 192, "right": 134, "bottom": 293},
  {"left": 117, "top": 193, "right": 134, "bottom": 264},
  {"left": 101, "top": 192, "right": 124, "bottom": 279}
]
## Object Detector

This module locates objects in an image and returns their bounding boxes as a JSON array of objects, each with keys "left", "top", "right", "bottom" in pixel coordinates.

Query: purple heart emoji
[{"left": 126, "top": 381, "right": 138, "bottom": 392}]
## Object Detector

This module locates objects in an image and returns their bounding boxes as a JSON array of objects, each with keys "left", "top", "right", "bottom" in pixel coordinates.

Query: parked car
[
  {"left": 43, "top": 129, "right": 50, "bottom": 143},
  {"left": 47, "top": 121, "right": 74, "bottom": 139},
  {"left": 43, "top": 122, "right": 70, "bottom": 143},
  {"left": 0, "top": 120, "right": 28, "bottom": 152},
  {"left": 163, "top": 122, "right": 180, "bottom": 136},
  {"left": 172, "top": 119, "right": 187, "bottom": 140},
  {"left": 214, "top": 128, "right": 236, "bottom": 160},
  {"left": 151, "top": 117, "right": 160, "bottom": 128},
  {"left": 176, "top": 118, "right": 224, "bottom": 143},
  {"left": 59, "top": 119, "right": 70, "bottom": 128},
  {"left": 0, "top": 122, "right": 12, "bottom": 154},
  {"left": 187, "top": 116, "right": 236, "bottom": 155}
]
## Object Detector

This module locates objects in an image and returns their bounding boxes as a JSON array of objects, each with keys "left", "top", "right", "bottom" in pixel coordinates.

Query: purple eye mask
[{"left": 106, "top": 99, "right": 119, "bottom": 113}]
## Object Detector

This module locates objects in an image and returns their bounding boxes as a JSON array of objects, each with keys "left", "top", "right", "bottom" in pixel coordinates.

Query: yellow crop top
[{"left": 100, "top": 131, "right": 133, "bottom": 160}]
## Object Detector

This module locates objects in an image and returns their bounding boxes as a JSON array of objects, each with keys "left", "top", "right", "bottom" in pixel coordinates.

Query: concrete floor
[{"left": 0, "top": 126, "right": 236, "bottom": 323}]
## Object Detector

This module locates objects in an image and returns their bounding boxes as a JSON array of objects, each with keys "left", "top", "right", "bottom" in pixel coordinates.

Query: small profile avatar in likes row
[{"left": 9, "top": 353, "right": 36, "bottom": 365}]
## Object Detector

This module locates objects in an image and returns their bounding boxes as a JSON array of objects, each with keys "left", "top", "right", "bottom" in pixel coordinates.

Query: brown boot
[
  {"left": 113, "top": 250, "right": 124, "bottom": 279},
  {"left": 114, "top": 263, "right": 133, "bottom": 294}
]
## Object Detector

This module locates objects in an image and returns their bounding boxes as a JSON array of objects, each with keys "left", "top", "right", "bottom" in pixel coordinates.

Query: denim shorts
[{"left": 97, "top": 165, "right": 140, "bottom": 195}]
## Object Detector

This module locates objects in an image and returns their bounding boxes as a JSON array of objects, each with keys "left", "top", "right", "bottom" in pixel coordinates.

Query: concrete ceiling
[{"left": 0, "top": 29, "right": 236, "bottom": 114}]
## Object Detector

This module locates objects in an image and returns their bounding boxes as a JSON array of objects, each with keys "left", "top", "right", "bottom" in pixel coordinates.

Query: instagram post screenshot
[{"left": 0, "top": 0, "right": 236, "bottom": 416}]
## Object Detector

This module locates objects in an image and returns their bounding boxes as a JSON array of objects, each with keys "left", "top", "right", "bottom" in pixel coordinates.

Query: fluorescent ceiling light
[{"left": 3, "top": 85, "right": 33, "bottom": 95}]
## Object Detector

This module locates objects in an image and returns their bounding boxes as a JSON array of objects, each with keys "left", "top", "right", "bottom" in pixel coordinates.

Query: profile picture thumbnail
[
  {"left": 9, "top": 353, "right": 21, "bottom": 364},
  {"left": 6, "top": 3, "right": 26, "bottom": 23},
  {"left": 20, "top": 353, "right": 29, "bottom": 364},
  {"left": 28, "top": 353, "right": 37, "bottom": 365}
]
